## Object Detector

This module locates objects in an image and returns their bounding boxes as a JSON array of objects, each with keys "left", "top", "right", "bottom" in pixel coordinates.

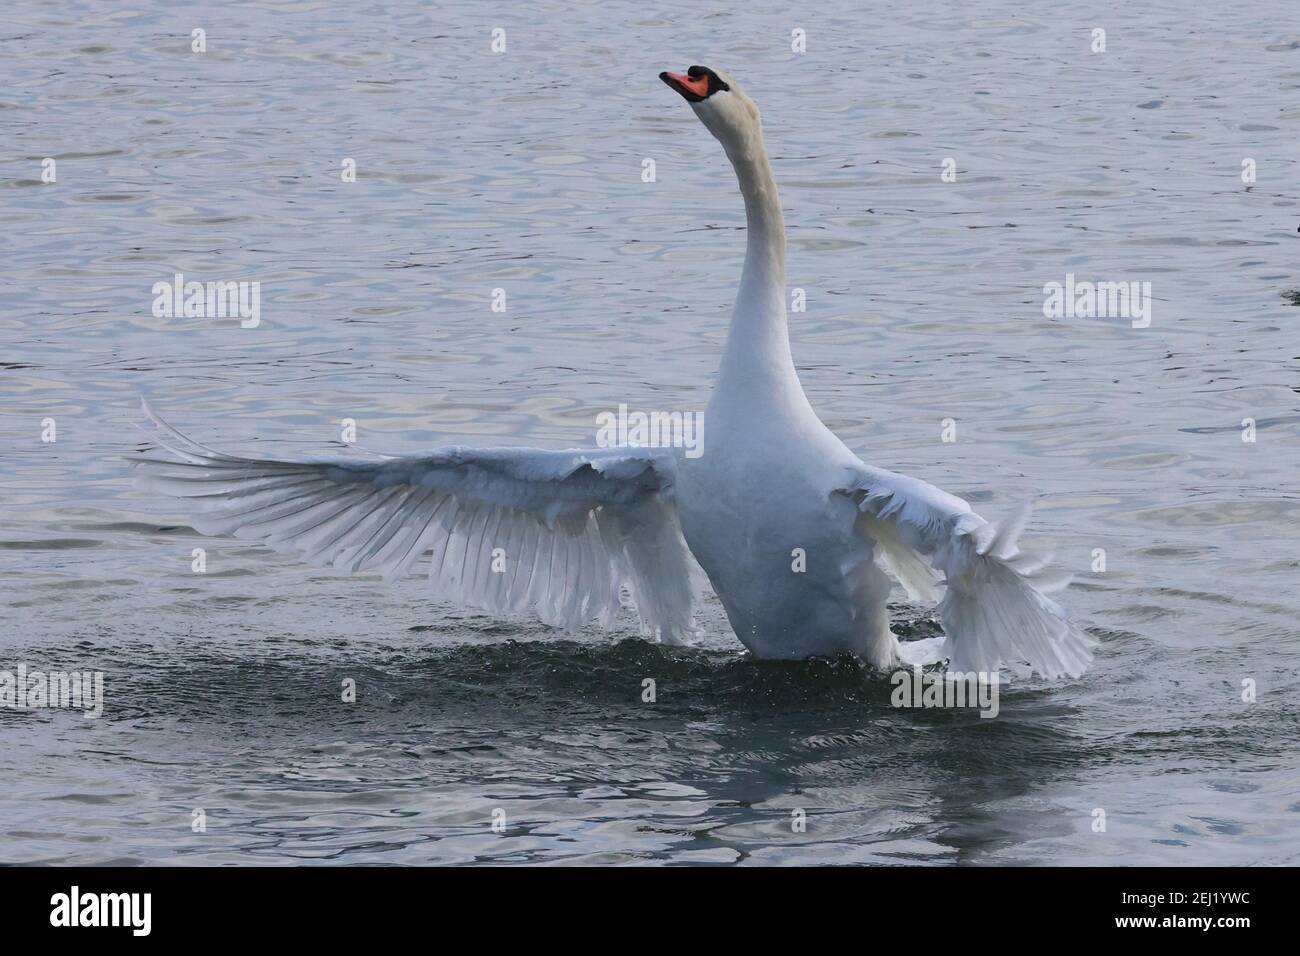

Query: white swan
[{"left": 133, "top": 65, "right": 1093, "bottom": 679}]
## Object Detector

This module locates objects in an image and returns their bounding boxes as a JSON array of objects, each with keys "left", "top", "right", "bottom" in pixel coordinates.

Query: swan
[{"left": 132, "top": 65, "right": 1094, "bottom": 679}]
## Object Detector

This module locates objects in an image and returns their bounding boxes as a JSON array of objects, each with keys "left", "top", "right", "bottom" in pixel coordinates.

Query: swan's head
[{"left": 659, "top": 65, "right": 762, "bottom": 157}]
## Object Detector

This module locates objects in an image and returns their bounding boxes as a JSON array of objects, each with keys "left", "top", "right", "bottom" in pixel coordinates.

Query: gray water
[{"left": 2, "top": 0, "right": 1299, "bottom": 865}]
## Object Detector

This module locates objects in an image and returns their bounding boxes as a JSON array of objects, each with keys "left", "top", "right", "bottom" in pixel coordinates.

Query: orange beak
[{"left": 660, "top": 70, "right": 710, "bottom": 101}]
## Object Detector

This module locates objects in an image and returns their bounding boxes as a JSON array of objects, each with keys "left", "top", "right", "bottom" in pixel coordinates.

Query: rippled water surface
[{"left": 2, "top": 0, "right": 1299, "bottom": 865}]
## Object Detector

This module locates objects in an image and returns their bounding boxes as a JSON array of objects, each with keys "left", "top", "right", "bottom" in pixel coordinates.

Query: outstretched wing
[
  {"left": 130, "top": 400, "right": 698, "bottom": 643},
  {"left": 836, "top": 462, "right": 1093, "bottom": 679}
]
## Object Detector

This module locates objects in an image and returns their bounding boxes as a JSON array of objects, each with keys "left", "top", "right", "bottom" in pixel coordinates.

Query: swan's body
[
  {"left": 672, "top": 69, "right": 904, "bottom": 663},
  {"left": 134, "top": 66, "right": 1093, "bottom": 679}
]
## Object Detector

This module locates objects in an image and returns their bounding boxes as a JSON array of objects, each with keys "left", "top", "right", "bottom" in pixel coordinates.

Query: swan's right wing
[
  {"left": 836, "top": 463, "right": 1094, "bottom": 679},
  {"left": 130, "top": 401, "right": 698, "bottom": 643}
]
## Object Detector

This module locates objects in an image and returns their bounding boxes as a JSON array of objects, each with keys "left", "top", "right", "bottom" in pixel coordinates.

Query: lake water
[{"left": 2, "top": 0, "right": 1298, "bottom": 865}]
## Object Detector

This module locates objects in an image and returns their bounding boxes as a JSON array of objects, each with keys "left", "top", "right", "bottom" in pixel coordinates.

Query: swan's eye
[{"left": 689, "top": 66, "right": 729, "bottom": 96}]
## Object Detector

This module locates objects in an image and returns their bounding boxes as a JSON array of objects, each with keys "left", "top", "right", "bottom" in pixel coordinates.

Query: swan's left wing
[
  {"left": 835, "top": 462, "right": 1094, "bottom": 679},
  {"left": 130, "top": 401, "right": 697, "bottom": 643}
]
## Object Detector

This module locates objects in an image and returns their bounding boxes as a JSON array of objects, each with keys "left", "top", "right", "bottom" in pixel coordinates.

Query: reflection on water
[{"left": 2, "top": 0, "right": 1299, "bottom": 864}]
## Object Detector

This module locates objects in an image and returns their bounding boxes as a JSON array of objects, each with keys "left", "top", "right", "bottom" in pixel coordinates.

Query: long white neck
[{"left": 714, "top": 129, "right": 802, "bottom": 403}]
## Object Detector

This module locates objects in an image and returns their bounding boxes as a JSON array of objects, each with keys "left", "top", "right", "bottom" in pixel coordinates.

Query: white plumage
[
  {"left": 133, "top": 402, "right": 698, "bottom": 644},
  {"left": 133, "top": 65, "right": 1094, "bottom": 680}
]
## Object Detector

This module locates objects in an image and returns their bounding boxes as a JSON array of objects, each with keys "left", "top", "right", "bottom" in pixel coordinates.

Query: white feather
[
  {"left": 131, "top": 399, "right": 699, "bottom": 644},
  {"left": 839, "top": 464, "right": 1094, "bottom": 679}
]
